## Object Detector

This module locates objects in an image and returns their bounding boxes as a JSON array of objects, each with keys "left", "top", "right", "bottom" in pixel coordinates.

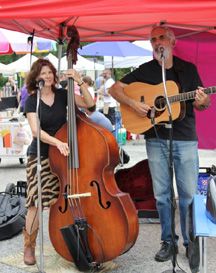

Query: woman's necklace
[{"left": 41, "top": 89, "right": 55, "bottom": 106}]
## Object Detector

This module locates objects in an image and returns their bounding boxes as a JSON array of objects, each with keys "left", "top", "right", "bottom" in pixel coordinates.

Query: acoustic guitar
[{"left": 120, "top": 80, "right": 215, "bottom": 134}]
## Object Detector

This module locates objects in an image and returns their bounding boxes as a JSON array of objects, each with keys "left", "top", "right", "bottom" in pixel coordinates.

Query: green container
[{"left": 117, "top": 128, "right": 126, "bottom": 145}]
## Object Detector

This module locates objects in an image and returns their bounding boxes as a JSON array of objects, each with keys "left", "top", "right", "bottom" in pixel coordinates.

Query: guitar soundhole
[{"left": 155, "top": 96, "right": 166, "bottom": 111}]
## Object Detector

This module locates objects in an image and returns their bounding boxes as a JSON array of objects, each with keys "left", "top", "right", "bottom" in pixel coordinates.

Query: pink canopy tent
[
  {"left": 0, "top": 28, "right": 56, "bottom": 55},
  {"left": 0, "top": 1, "right": 216, "bottom": 42},
  {"left": 0, "top": 0, "right": 215, "bottom": 148},
  {"left": 173, "top": 34, "right": 216, "bottom": 149}
]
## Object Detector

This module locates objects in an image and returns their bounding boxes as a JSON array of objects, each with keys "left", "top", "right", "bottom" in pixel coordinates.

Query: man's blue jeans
[{"left": 146, "top": 138, "right": 199, "bottom": 246}]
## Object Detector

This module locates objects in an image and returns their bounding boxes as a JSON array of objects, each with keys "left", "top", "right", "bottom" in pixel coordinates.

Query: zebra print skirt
[{"left": 25, "top": 156, "right": 60, "bottom": 208}]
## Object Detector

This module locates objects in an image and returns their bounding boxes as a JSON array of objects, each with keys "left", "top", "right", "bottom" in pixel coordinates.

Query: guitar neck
[{"left": 169, "top": 86, "right": 216, "bottom": 103}]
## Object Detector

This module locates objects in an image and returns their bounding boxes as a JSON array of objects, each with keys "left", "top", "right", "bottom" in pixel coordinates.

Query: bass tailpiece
[{"left": 60, "top": 218, "right": 100, "bottom": 271}]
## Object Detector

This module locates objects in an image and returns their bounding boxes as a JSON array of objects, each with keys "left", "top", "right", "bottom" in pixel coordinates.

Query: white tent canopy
[
  {"left": 44, "top": 53, "right": 59, "bottom": 68},
  {"left": 0, "top": 53, "right": 104, "bottom": 75},
  {"left": 60, "top": 55, "right": 104, "bottom": 71},
  {"left": 45, "top": 53, "right": 104, "bottom": 71},
  {"left": 133, "top": 40, "right": 153, "bottom": 51},
  {"left": 0, "top": 62, "right": 10, "bottom": 73},
  {"left": 5, "top": 53, "right": 38, "bottom": 73},
  {"left": 104, "top": 55, "right": 153, "bottom": 68}
]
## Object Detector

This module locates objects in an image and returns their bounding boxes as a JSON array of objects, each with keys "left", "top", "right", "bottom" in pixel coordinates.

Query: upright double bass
[{"left": 49, "top": 26, "right": 139, "bottom": 271}]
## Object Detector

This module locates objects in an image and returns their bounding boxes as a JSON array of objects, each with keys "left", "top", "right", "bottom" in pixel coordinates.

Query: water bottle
[
  {"left": 114, "top": 109, "right": 127, "bottom": 145},
  {"left": 117, "top": 128, "right": 127, "bottom": 145},
  {"left": 114, "top": 109, "right": 122, "bottom": 141}
]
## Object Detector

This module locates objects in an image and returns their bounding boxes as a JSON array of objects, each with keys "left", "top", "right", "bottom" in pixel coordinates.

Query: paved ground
[{"left": 0, "top": 138, "right": 216, "bottom": 273}]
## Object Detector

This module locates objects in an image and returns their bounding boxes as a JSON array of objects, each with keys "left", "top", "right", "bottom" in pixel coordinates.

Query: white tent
[
  {"left": 133, "top": 40, "right": 153, "bottom": 51},
  {"left": 104, "top": 55, "right": 153, "bottom": 68},
  {"left": 44, "top": 53, "right": 104, "bottom": 71},
  {"left": 60, "top": 55, "right": 104, "bottom": 71},
  {"left": 5, "top": 53, "right": 38, "bottom": 73},
  {"left": 0, "top": 62, "right": 11, "bottom": 73},
  {"left": 44, "top": 53, "right": 59, "bottom": 68},
  {"left": 1, "top": 53, "right": 104, "bottom": 75}
]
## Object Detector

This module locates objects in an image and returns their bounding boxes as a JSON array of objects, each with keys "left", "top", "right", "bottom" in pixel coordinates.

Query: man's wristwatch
[{"left": 200, "top": 103, "right": 210, "bottom": 110}]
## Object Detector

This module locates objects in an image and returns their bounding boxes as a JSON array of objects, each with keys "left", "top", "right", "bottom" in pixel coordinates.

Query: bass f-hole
[{"left": 90, "top": 180, "right": 111, "bottom": 209}]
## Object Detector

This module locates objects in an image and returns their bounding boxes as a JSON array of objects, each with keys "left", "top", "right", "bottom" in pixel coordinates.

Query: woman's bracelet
[
  {"left": 87, "top": 104, "right": 96, "bottom": 112},
  {"left": 77, "top": 80, "right": 84, "bottom": 86}
]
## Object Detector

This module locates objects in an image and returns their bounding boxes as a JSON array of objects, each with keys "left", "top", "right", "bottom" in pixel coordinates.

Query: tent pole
[
  {"left": 57, "top": 23, "right": 66, "bottom": 77},
  {"left": 111, "top": 56, "right": 115, "bottom": 79},
  {"left": 57, "top": 43, "right": 63, "bottom": 76}
]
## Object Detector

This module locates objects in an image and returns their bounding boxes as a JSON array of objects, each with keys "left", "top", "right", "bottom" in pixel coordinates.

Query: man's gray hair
[{"left": 150, "top": 25, "right": 176, "bottom": 44}]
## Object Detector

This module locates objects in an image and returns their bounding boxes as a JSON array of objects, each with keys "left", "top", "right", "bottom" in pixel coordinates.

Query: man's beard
[{"left": 153, "top": 46, "right": 170, "bottom": 62}]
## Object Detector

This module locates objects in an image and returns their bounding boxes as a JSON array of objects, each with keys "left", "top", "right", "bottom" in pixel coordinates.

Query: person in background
[
  {"left": 1, "top": 75, "right": 19, "bottom": 109},
  {"left": 82, "top": 75, "right": 114, "bottom": 132},
  {"left": 82, "top": 76, "right": 96, "bottom": 100},
  {"left": 82, "top": 75, "right": 129, "bottom": 164},
  {"left": 59, "top": 71, "right": 68, "bottom": 88},
  {"left": 5, "top": 75, "right": 18, "bottom": 96},
  {"left": 95, "top": 73, "right": 104, "bottom": 90},
  {"left": 23, "top": 58, "right": 95, "bottom": 266},
  {"left": 99, "top": 69, "right": 117, "bottom": 125},
  {"left": 58, "top": 74, "right": 129, "bottom": 164},
  {"left": 19, "top": 84, "right": 29, "bottom": 112},
  {"left": 109, "top": 26, "right": 210, "bottom": 262}
]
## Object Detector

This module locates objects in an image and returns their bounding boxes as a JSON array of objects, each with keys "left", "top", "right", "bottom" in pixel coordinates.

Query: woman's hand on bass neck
[{"left": 66, "top": 69, "right": 83, "bottom": 86}]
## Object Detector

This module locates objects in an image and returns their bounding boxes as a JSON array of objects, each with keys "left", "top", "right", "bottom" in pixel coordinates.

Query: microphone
[
  {"left": 37, "top": 78, "right": 45, "bottom": 90},
  {"left": 159, "top": 46, "right": 164, "bottom": 59}
]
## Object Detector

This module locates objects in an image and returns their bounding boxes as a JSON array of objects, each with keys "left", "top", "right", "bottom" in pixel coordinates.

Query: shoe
[
  {"left": 23, "top": 228, "right": 38, "bottom": 265},
  {"left": 155, "top": 241, "right": 178, "bottom": 262}
]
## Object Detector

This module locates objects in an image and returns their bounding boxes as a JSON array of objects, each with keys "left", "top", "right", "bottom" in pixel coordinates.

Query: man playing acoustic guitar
[{"left": 109, "top": 26, "right": 210, "bottom": 262}]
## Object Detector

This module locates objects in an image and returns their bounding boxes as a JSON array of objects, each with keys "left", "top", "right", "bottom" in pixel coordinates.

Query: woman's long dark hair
[{"left": 26, "top": 58, "right": 58, "bottom": 94}]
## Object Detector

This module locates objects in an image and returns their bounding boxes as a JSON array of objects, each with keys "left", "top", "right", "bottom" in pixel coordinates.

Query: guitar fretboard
[{"left": 168, "top": 86, "right": 216, "bottom": 103}]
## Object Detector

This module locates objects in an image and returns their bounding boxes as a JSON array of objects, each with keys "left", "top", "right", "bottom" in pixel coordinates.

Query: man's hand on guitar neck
[{"left": 194, "top": 86, "right": 210, "bottom": 111}]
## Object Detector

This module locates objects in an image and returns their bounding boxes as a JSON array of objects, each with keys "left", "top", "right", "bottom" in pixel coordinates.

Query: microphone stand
[
  {"left": 160, "top": 51, "right": 180, "bottom": 273},
  {"left": 36, "top": 82, "right": 46, "bottom": 273}
]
